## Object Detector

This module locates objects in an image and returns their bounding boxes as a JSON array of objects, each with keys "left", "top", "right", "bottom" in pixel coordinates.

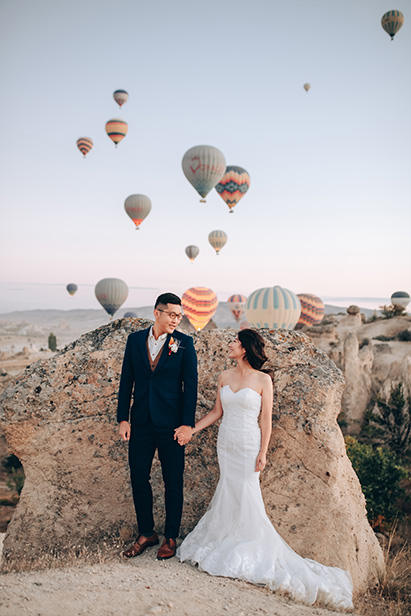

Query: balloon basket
[{"left": 199, "top": 199, "right": 206, "bottom": 203}]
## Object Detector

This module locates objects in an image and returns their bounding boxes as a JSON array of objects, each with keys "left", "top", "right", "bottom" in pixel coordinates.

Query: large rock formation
[
  {"left": 0, "top": 319, "right": 383, "bottom": 591},
  {"left": 340, "top": 333, "right": 374, "bottom": 431},
  {"left": 304, "top": 315, "right": 411, "bottom": 432}
]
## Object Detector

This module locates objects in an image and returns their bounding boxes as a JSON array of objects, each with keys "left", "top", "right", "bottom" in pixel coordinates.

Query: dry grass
[
  {"left": 1, "top": 542, "right": 121, "bottom": 574},
  {"left": 355, "top": 529, "right": 411, "bottom": 616}
]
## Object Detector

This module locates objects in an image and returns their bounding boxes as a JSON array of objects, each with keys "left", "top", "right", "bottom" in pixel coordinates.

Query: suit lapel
[
  {"left": 154, "top": 333, "right": 171, "bottom": 373},
  {"left": 139, "top": 328, "right": 152, "bottom": 373}
]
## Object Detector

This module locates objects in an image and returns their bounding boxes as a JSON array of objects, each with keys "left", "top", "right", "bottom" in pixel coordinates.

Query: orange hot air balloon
[
  {"left": 227, "top": 294, "right": 247, "bottom": 322},
  {"left": 105, "top": 119, "right": 128, "bottom": 147},
  {"left": 215, "top": 166, "right": 250, "bottom": 213},
  {"left": 296, "top": 293, "right": 325, "bottom": 328},
  {"left": 182, "top": 287, "right": 218, "bottom": 331},
  {"left": 76, "top": 137, "right": 93, "bottom": 158}
]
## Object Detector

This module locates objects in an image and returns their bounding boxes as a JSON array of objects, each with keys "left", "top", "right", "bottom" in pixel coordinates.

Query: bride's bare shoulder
[
  {"left": 218, "top": 369, "right": 235, "bottom": 385},
  {"left": 259, "top": 371, "right": 273, "bottom": 388}
]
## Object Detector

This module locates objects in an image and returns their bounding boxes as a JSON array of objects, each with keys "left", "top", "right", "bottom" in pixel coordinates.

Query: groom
[{"left": 117, "top": 292, "right": 197, "bottom": 560}]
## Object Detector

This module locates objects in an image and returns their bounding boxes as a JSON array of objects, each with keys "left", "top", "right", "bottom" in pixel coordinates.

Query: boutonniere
[{"left": 168, "top": 337, "right": 181, "bottom": 355}]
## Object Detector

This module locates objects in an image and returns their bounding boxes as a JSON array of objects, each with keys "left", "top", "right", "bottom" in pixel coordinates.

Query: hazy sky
[{"left": 0, "top": 0, "right": 410, "bottom": 312}]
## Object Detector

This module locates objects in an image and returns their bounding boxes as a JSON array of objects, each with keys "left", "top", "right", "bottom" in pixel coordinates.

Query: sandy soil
[{"left": 0, "top": 536, "right": 357, "bottom": 616}]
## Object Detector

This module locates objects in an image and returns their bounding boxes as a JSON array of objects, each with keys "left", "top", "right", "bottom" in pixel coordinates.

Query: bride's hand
[
  {"left": 174, "top": 425, "right": 193, "bottom": 446},
  {"left": 255, "top": 452, "right": 267, "bottom": 472}
]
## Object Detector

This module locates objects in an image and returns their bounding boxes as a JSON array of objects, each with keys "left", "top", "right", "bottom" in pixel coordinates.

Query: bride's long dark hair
[{"left": 237, "top": 329, "right": 270, "bottom": 372}]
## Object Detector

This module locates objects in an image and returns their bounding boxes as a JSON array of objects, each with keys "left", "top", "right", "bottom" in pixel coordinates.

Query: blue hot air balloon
[{"left": 245, "top": 286, "right": 301, "bottom": 330}]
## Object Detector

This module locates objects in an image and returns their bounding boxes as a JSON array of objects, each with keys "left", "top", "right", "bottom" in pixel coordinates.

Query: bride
[{"left": 174, "top": 329, "right": 354, "bottom": 611}]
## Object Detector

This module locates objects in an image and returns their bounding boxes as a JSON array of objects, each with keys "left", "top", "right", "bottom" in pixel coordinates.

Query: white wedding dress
[{"left": 177, "top": 386, "right": 354, "bottom": 610}]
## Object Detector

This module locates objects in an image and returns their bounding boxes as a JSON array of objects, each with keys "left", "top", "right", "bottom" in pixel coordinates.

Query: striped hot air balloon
[
  {"left": 381, "top": 10, "right": 404, "bottom": 40},
  {"left": 76, "top": 137, "right": 93, "bottom": 158},
  {"left": 95, "top": 278, "right": 128, "bottom": 318},
  {"left": 182, "top": 287, "right": 218, "bottom": 331},
  {"left": 185, "top": 245, "right": 199, "bottom": 262},
  {"left": 245, "top": 286, "right": 301, "bottom": 330},
  {"left": 182, "top": 145, "right": 226, "bottom": 202},
  {"left": 124, "top": 194, "right": 152, "bottom": 229},
  {"left": 303, "top": 83, "right": 311, "bottom": 92},
  {"left": 227, "top": 294, "right": 247, "bottom": 322},
  {"left": 208, "top": 230, "right": 227, "bottom": 255},
  {"left": 215, "top": 166, "right": 250, "bottom": 213},
  {"left": 391, "top": 291, "right": 410, "bottom": 309},
  {"left": 105, "top": 119, "right": 128, "bottom": 147},
  {"left": 296, "top": 294, "right": 325, "bottom": 328},
  {"left": 113, "top": 89, "right": 129, "bottom": 107},
  {"left": 66, "top": 283, "right": 78, "bottom": 297}
]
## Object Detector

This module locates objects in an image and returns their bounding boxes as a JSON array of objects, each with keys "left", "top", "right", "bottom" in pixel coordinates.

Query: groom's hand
[
  {"left": 119, "top": 420, "right": 131, "bottom": 441},
  {"left": 174, "top": 425, "right": 192, "bottom": 446}
]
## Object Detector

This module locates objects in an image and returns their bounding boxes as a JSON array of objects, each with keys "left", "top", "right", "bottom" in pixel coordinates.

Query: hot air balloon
[
  {"left": 182, "top": 145, "right": 226, "bottom": 202},
  {"left": 245, "top": 286, "right": 301, "bottom": 330},
  {"left": 185, "top": 245, "right": 199, "bottom": 262},
  {"left": 381, "top": 10, "right": 404, "bottom": 40},
  {"left": 215, "top": 166, "right": 250, "bottom": 213},
  {"left": 227, "top": 294, "right": 247, "bottom": 322},
  {"left": 105, "top": 119, "right": 128, "bottom": 147},
  {"left": 124, "top": 194, "right": 152, "bottom": 229},
  {"left": 303, "top": 83, "right": 311, "bottom": 92},
  {"left": 95, "top": 278, "right": 128, "bottom": 318},
  {"left": 124, "top": 311, "right": 138, "bottom": 318},
  {"left": 76, "top": 137, "right": 93, "bottom": 158},
  {"left": 66, "top": 283, "right": 78, "bottom": 297},
  {"left": 391, "top": 291, "right": 410, "bottom": 309},
  {"left": 182, "top": 287, "right": 218, "bottom": 331},
  {"left": 113, "top": 89, "right": 129, "bottom": 107},
  {"left": 296, "top": 293, "right": 325, "bottom": 328},
  {"left": 208, "top": 230, "right": 227, "bottom": 255}
]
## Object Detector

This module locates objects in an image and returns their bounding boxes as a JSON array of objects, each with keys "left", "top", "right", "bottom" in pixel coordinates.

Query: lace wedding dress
[{"left": 177, "top": 385, "right": 354, "bottom": 610}]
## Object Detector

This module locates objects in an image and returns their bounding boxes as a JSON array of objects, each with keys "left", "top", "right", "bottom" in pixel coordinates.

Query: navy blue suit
[{"left": 117, "top": 327, "right": 198, "bottom": 538}]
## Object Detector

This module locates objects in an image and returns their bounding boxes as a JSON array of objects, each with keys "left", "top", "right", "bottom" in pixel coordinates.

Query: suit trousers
[{"left": 128, "top": 419, "right": 185, "bottom": 539}]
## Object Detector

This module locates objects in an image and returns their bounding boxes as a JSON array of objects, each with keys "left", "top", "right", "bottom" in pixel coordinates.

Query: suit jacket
[{"left": 116, "top": 328, "right": 198, "bottom": 428}]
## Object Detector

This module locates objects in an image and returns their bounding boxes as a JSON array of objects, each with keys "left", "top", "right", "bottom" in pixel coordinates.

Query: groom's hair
[{"left": 155, "top": 292, "right": 182, "bottom": 309}]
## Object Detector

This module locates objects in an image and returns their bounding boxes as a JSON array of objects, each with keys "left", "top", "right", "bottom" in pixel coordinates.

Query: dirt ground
[{"left": 0, "top": 535, "right": 358, "bottom": 616}]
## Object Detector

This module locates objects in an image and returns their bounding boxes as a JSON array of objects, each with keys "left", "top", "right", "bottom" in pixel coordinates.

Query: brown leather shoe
[
  {"left": 157, "top": 537, "right": 176, "bottom": 560},
  {"left": 122, "top": 532, "right": 159, "bottom": 558}
]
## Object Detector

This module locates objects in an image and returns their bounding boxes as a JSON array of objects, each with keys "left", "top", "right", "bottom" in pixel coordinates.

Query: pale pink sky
[{"left": 0, "top": 0, "right": 410, "bottom": 312}]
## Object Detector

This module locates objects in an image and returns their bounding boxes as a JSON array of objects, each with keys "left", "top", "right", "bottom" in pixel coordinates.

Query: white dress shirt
[{"left": 148, "top": 326, "right": 167, "bottom": 362}]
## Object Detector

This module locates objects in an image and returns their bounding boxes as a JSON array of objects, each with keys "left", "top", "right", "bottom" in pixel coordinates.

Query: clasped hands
[{"left": 174, "top": 425, "right": 193, "bottom": 446}]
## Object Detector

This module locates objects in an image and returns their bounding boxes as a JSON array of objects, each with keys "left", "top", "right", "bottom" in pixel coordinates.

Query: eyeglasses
[{"left": 156, "top": 309, "right": 184, "bottom": 321}]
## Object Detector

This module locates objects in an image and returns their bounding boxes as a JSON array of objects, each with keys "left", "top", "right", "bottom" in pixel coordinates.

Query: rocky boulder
[
  {"left": 0, "top": 319, "right": 384, "bottom": 591},
  {"left": 304, "top": 315, "right": 411, "bottom": 431},
  {"left": 340, "top": 333, "right": 374, "bottom": 430}
]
